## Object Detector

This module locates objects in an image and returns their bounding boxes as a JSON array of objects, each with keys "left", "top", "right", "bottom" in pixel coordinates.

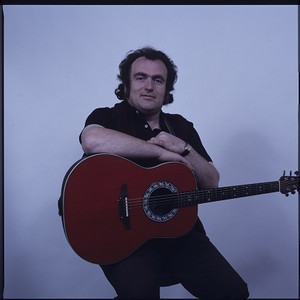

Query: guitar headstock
[{"left": 279, "top": 171, "right": 299, "bottom": 196}]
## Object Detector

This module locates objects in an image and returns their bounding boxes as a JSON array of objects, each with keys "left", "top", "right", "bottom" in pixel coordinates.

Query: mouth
[{"left": 141, "top": 94, "right": 155, "bottom": 100}]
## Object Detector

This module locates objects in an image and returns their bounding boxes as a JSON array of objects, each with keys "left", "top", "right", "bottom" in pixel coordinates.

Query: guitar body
[{"left": 62, "top": 153, "right": 198, "bottom": 265}]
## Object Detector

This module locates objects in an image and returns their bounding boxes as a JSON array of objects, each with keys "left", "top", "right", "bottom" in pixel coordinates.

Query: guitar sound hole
[
  {"left": 143, "top": 181, "right": 179, "bottom": 222},
  {"left": 148, "top": 188, "right": 174, "bottom": 216}
]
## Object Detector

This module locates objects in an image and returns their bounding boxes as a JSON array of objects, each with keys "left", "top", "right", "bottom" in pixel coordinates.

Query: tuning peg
[
  {"left": 283, "top": 170, "right": 286, "bottom": 176},
  {"left": 290, "top": 171, "right": 292, "bottom": 176},
  {"left": 295, "top": 171, "right": 299, "bottom": 176}
]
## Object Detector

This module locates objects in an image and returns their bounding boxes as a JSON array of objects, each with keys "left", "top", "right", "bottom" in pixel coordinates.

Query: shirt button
[{"left": 144, "top": 124, "right": 149, "bottom": 129}]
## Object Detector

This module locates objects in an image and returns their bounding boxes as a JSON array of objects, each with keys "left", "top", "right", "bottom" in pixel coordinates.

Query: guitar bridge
[{"left": 118, "top": 184, "right": 130, "bottom": 230}]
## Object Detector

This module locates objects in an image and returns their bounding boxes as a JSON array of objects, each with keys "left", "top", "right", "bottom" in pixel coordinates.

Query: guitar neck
[{"left": 177, "top": 181, "right": 280, "bottom": 207}]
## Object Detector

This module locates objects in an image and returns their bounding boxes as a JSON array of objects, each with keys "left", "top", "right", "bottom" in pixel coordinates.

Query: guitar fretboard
[{"left": 176, "top": 181, "right": 280, "bottom": 208}]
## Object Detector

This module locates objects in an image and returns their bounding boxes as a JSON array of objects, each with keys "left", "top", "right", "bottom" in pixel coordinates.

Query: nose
[{"left": 144, "top": 77, "right": 154, "bottom": 90}]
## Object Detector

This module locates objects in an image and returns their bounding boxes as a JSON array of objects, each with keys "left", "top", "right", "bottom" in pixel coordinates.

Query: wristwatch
[{"left": 181, "top": 143, "right": 192, "bottom": 157}]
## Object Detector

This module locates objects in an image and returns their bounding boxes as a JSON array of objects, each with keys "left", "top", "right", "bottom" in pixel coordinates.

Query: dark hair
[{"left": 114, "top": 46, "right": 178, "bottom": 104}]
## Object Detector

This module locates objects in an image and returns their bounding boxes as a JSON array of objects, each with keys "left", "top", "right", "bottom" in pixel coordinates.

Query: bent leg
[
  {"left": 101, "top": 242, "right": 163, "bottom": 299},
  {"left": 169, "top": 230, "right": 249, "bottom": 299}
]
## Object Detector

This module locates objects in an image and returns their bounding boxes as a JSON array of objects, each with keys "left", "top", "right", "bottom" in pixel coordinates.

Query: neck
[
  {"left": 145, "top": 112, "right": 161, "bottom": 130},
  {"left": 147, "top": 119, "right": 161, "bottom": 130},
  {"left": 125, "top": 100, "right": 162, "bottom": 130}
]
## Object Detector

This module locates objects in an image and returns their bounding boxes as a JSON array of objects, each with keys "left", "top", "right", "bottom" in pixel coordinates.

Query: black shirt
[{"left": 80, "top": 100, "right": 212, "bottom": 167}]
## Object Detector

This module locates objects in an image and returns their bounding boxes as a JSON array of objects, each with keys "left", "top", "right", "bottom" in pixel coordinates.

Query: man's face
[{"left": 127, "top": 56, "right": 168, "bottom": 116}]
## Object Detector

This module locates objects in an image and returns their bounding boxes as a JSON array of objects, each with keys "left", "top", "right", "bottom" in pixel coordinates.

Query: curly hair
[{"left": 114, "top": 47, "right": 178, "bottom": 104}]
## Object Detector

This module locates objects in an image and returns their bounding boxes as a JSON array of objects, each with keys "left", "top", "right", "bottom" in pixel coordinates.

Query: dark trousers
[{"left": 101, "top": 225, "right": 249, "bottom": 299}]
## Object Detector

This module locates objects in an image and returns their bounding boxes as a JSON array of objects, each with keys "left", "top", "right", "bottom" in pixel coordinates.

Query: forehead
[{"left": 131, "top": 57, "right": 167, "bottom": 77}]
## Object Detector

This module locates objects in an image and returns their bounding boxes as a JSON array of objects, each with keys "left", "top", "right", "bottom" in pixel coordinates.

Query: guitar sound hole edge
[{"left": 142, "top": 181, "right": 179, "bottom": 223}]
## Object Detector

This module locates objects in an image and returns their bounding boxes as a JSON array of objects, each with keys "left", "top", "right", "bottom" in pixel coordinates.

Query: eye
[
  {"left": 153, "top": 77, "right": 165, "bottom": 84},
  {"left": 135, "top": 75, "right": 146, "bottom": 82}
]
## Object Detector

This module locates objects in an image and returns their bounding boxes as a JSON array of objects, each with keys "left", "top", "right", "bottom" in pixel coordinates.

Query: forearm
[
  {"left": 185, "top": 147, "right": 220, "bottom": 189},
  {"left": 81, "top": 124, "right": 190, "bottom": 165},
  {"left": 82, "top": 124, "right": 152, "bottom": 157}
]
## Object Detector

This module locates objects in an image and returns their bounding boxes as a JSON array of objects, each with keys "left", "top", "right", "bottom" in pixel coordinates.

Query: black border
[
  {"left": 1, "top": 5, "right": 3, "bottom": 299},
  {"left": 1, "top": 3, "right": 299, "bottom": 300}
]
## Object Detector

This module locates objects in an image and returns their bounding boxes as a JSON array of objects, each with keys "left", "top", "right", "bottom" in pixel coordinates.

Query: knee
[{"left": 227, "top": 281, "right": 249, "bottom": 299}]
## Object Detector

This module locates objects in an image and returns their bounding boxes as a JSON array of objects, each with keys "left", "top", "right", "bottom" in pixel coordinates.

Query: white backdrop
[{"left": 4, "top": 5, "right": 298, "bottom": 299}]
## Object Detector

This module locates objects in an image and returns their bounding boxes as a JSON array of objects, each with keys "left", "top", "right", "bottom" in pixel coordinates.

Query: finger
[{"left": 148, "top": 137, "right": 163, "bottom": 145}]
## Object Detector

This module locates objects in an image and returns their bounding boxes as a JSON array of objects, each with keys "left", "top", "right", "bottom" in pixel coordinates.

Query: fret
[{"left": 175, "top": 181, "right": 280, "bottom": 207}]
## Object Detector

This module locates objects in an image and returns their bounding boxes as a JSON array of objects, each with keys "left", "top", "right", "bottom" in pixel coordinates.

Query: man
[{"left": 80, "top": 47, "right": 249, "bottom": 299}]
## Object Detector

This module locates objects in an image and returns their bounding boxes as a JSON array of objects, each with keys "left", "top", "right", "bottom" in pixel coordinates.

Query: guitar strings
[{"left": 117, "top": 180, "right": 297, "bottom": 210}]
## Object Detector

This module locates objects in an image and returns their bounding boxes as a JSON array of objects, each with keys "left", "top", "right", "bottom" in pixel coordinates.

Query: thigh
[
  {"left": 101, "top": 241, "right": 164, "bottom": 299},
  {"left": 170, "top": 230, "right": 249, "bottom": 299}
]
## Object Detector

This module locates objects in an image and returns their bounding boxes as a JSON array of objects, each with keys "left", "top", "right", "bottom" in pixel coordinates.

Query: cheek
[
  {"left": 160, "top": 87, "right": 167, "bottom": 98},
  {"left": 130, "top": 83, "right": 142, "bottom": 93}
]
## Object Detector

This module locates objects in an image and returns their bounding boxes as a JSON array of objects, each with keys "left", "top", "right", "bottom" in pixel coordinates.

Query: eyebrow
[{"left": 133, "top": 72, "right": 166, "bottom": 81}]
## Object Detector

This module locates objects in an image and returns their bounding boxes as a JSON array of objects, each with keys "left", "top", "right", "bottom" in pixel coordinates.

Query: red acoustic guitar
[{"left": 60, "top": 153, "right": 299, "bottom": 265}]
